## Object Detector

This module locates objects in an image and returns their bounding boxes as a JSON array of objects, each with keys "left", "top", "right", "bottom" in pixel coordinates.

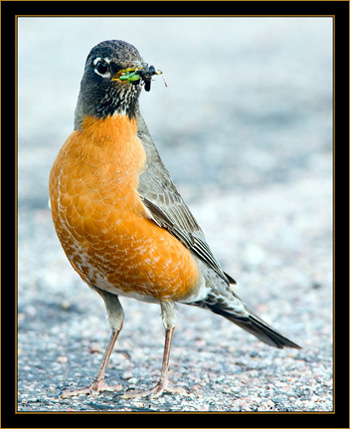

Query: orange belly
[{"left": 49, "top": 115, "right": 199, "bottom": 301}]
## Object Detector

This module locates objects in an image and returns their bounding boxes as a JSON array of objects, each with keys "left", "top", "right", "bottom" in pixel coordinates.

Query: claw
[
  {"left": 121, "top": 381, "right": 187, "bottom": 399},
  {"left": 60, "top": 380, "right": 123, "bottom": 398}
]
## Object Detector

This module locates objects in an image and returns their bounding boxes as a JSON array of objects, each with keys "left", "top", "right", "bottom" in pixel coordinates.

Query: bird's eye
[{"left": 95, "top": 61, "right": 108, "bottom": 75}]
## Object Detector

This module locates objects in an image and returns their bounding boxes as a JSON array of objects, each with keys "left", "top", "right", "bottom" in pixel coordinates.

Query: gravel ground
[{"left": 18, "top": 17, "right": 333, "bottom": 412}]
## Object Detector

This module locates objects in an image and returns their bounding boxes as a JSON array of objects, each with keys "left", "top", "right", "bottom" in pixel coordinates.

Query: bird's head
[{"left": 74, "top": 40, "right": 162, "bottom": 129}]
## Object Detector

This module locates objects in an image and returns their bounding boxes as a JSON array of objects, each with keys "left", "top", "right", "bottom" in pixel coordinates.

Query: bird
[{"left": 49, "top": 40, "right": 301, "bottom": 399}]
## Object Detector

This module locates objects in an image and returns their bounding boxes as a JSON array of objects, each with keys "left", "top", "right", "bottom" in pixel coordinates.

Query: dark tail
[
  {"left": 208, "top": 301, "right": 301, "bottom": 349},
  {"left": 191, "top": 290, "right": 301, "bottom": 349}
]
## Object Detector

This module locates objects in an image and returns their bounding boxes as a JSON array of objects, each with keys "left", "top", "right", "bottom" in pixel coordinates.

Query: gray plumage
[{"left": 135, "top": 108, "right": 300, "bottom": 349}]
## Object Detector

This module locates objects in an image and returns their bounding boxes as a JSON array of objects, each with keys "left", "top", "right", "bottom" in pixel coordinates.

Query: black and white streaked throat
[{"left": 74, "top": 40, "right": 144, "bottom": 129}]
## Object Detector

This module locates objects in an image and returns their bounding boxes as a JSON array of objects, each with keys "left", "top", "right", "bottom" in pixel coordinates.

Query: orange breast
[{"left": 49, "top": 114, "right": 199, "bottom": 301}]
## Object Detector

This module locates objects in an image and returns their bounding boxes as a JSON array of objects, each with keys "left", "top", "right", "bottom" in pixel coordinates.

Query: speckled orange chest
[{"left": 49, "top": 115, "right": 199, "bottom": 301}]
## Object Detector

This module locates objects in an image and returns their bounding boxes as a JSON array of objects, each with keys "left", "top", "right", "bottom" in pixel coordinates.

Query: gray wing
[{"left": 136, "top": 109, "right": 235, "bottom": 284}]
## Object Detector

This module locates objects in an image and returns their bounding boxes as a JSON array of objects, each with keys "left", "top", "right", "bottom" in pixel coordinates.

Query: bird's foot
[
  {"left": 121, "top": 380, "right": 187, "bottom": 399},
  {"left": 60, "top": 380, "right": 123, "bottom": 398}
]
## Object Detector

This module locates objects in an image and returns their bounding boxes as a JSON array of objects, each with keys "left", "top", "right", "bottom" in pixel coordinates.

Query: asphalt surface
[{"left": 18, "top": 17, "right": 333, "bottom": 412}]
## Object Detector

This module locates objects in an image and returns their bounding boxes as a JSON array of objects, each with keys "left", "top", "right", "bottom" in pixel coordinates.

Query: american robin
[{"left": 49, "top": 40, "right": 300, "bottom": 399}]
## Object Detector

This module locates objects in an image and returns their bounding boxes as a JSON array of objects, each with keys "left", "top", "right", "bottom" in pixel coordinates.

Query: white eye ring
[{"left": 93, "top": 57, "right": 111, "bottom": 78}]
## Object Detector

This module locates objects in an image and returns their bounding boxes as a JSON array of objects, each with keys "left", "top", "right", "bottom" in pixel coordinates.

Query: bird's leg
[
  {"left": 60, "top": 291, "right": 124, "bottom": 398},
  {"left": 122, "top": 301, "right": 186, "bottom": 399},
  {"left": 122, "top": 327, "right": 177, "bottom": 398},
  {"left": 60, "top": 329, "right": 122, "bottom": 398},
  {"left": 157, "top": 326, "right": 173, "bottom": 391}
]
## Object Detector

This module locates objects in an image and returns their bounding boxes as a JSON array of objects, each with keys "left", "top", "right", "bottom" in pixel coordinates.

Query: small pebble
[{"left": 56, "top": 356, "right": 68, "bottom": 363}]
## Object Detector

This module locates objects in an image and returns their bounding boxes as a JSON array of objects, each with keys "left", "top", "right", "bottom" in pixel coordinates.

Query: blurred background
[{"left": 18, "top": 17, "right": 333, "bottom": 411}]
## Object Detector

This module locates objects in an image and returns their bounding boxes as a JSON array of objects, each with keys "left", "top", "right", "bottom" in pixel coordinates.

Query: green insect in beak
[
  {"left": 112, "top": 63, "right": 163, "bottom": 92},
  {"left": 118, "top": 68, "right": 143, "bottom": 82}
]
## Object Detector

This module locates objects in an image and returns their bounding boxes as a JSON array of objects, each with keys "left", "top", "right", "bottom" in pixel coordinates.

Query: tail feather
[
  {"left": 191, "top": 294, "right": 301, "bottom": 349},
  {"left": 226, "top": 311, "right": 301, "bottom": 349}
]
